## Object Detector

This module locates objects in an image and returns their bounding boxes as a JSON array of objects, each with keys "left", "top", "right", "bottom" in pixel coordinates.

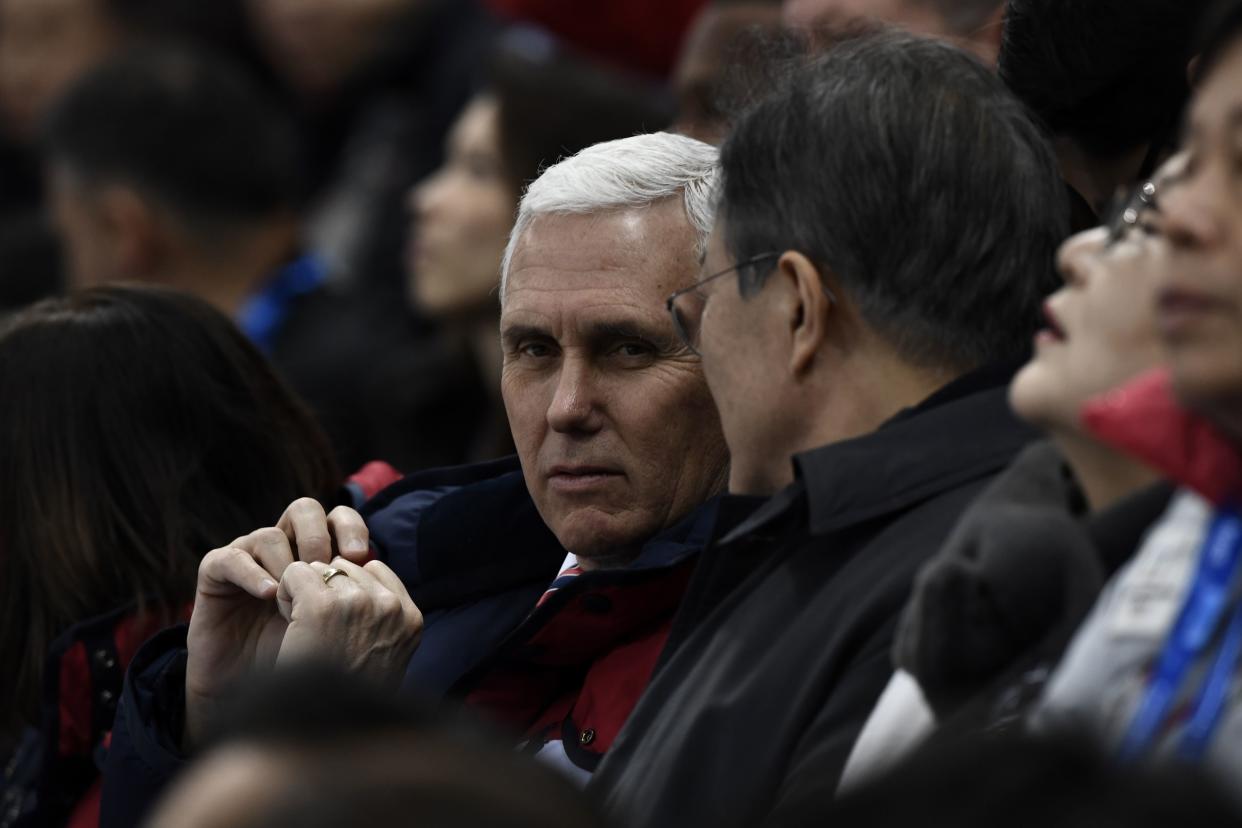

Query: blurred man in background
[
  {"left": 41, "top": 48, "right": 446, "bottom": 473},
  {"left": 783, "top": 0, "right": 1003, "bottom": 63}
]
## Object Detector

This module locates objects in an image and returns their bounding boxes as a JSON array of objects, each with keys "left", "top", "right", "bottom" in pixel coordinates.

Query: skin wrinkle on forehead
[{"left": 507, "top": 200, "right": 701, "bottom": 298}]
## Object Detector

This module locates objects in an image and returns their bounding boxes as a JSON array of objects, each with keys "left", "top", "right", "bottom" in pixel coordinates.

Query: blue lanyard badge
[{"left": 1118, "top": 507, "right": 1242, "bottom": 762}]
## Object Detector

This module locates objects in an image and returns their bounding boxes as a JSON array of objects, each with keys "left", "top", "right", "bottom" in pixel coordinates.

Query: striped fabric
[{"left": 536, "top": 564, "right": 585, "bottom": 609}]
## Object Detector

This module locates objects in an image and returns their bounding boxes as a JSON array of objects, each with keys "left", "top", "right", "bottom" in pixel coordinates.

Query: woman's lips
[{"left": 1035, "top": 302, "right": 1067, "bottom": 346}]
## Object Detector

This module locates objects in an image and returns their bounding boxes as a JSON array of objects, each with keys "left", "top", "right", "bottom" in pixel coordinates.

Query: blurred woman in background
[
  {"left": 403, "top": 27, "right": 672, "bottom": 459},
  {"left": 0, "top": 286, "right": 340, "bottom": 828}
]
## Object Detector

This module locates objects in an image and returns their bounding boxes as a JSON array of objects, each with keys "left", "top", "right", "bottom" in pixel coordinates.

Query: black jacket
[
  {"left": 589, "top": 368, "right": 1037, "bottom": 828},
  {"left": 896, "top": 441, "right": 1175, "bottom": 732}
]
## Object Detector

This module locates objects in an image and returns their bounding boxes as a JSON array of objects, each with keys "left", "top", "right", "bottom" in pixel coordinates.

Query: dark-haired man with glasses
[{"left": 587, "top": 32, "right": 1065, "bottom": 828}]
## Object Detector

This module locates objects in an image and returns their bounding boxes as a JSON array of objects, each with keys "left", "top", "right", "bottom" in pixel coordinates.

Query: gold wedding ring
[{"left": 321, "top": 566, "right": 346, "bottom": 585}]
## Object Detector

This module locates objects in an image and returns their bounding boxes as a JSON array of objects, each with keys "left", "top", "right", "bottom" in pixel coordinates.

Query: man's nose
[
  {"left": 546, "top": 357, "right": 602, "bottom": 435},
  {"left": 1161, "top": 172, "right": 1226, "bottom": 252}
]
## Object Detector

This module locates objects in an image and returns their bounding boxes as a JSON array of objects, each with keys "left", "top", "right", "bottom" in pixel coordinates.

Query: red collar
[
  {"left": 1081, "top": 368, "right": 1242, "bottom": 507},
  {"left": 53, "top": 605, "right": 191, "bottom": 759}
]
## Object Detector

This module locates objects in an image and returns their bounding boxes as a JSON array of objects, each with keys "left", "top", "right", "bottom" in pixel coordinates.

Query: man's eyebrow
[
  {"left": 584, "top": 319, "right": 680, "bottom": 351},
  {"left": 499, "top": 323, "right": 552, "bottom": 346}
]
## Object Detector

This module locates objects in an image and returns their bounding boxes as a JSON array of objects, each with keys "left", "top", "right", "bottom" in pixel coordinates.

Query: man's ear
[
  {"left": 778, "top": 250, "right": 833, "bottom": 378},
  {"left": 96, "top": 185, "right": 163, "bottom": 278}
]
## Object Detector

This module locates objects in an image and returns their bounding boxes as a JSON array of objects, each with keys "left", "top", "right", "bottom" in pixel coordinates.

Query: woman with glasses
[{"left": 1031, "top": 3, "right": 1242, "bottom": 782}]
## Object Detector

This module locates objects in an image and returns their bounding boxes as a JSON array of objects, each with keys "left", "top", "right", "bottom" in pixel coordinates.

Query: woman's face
[
  {"left": 405, "top": 96, "right": 516, "bottom": 319},
  {"left": 246, "top": 0, "right": 415, "bottom": 102},
  {"left": 0, "top": 0, "right": 119, "bottom": 143},
  {"left": 1010, "top": 217, "right": 1168, "bottom": 433},
  {"left": 1157, "top": 39, "right": 1242, "bottom": 433}
]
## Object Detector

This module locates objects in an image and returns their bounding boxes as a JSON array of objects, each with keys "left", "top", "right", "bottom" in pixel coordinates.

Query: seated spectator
[
  {"left": 1032, "top": 0, "right": 1242, "bottom": 788},
  {"left": 100, "top": 133, "right": 731, "bottom": 826},
  {"left": 252, "top": 0, "right": 492, "bottom": 299},
  {"left": 999, "top": 0, "right": 1207, "bottom": 229},
  {"left": 588, "top": 31, "right": 1065, "bottom": 828},
  {"left": 41, "top": 46, "right": 463, "bottom": 472},
  {"left": 0, "top": 0, "right": 264, "bottom": 324},
  {"left": 484, "top": 0, "right": 708, "bottom": 78},
  {"left": 670, "top": 0, "right": 784, "bottom": 144},
  {"left": 783, "top": 0, "right": 1005, "bottom": 63},
  {"left": 0, "top": 0, "right": 260, "bottom": 147},
  {"left": 146, "top": 665, "right": 608, "bottom": 828},
  {"left": 840, "top": 165, "right": 1181, "bottom": 790},
  {"left": 402, "top": 28, "right": 673, "bottom": 460},
  {"left": 0, "top": 286, "right": 340, "bottom": 828}
]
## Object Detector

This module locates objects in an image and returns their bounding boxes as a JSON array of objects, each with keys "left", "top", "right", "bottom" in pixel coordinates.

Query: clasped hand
[{"left": 183, "top": 499, "right": 423, "bottom": 747}]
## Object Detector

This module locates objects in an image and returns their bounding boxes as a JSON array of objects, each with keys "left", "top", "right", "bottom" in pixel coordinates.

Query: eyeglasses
[
  {"left": 666, "top": 252, "right": 781, "bottom": 356},
  {"left": 1104, "top": 180, "right": 1159, "bottom": 245}
]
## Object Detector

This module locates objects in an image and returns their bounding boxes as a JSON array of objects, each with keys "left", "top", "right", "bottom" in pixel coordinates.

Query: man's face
[
  {"left": 783, "top": 0, "right": 949, "bottom": 37},
  {"left": 246, "top": 0, "right": 418, "bottom": 102},
  {"left": 500, "top": 201, "right": 729, "bottom": 565},
  {"left": 0, "top": 0, "right": 119, "bottom": 143},
  {"left": 692, "top": 226, "right": 797, "bottom": 495},
  {"left": 1158, "top": 40, "right": 1242, "bottom": 431},
  {"left": 672, "top": 3, "right": 783, "bottom": 145}
]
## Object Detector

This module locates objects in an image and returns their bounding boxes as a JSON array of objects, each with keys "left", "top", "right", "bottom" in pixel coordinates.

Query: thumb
[{"left": 277, "top": 561, "right": 323, "bottom": 623}]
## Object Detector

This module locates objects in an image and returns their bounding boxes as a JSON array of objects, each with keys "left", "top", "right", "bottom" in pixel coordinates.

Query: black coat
[{"left": 589, "top": 368, "right": 1038, "bottom": 828}]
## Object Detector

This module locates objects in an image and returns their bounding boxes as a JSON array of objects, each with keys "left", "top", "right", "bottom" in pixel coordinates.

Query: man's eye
[
  {"left": 520, "top": 342, "right": 554, "bottom": 358},
  {"left": 612, "top": 341, "right": 654, "bottom": 359}
]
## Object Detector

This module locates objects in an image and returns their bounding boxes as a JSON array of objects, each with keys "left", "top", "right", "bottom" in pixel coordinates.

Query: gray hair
[{"left": 499, "top": 132, "right": 719, "bottom": 304}]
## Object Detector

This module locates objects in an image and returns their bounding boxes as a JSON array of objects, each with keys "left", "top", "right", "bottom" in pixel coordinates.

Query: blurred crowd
[{"left": 5, "top": 0, "right": 1242, "bottom": 826}]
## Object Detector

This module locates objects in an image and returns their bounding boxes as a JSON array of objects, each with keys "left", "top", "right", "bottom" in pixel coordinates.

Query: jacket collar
[
  {"left": 725, "top": 363, "right": 1035, "bottom": 542},
  {"left": 367, "top": 456, "right": 721, "bottom": 611},
  {"left": 44, "top": 605, "right": 188, "bottom": 761}
]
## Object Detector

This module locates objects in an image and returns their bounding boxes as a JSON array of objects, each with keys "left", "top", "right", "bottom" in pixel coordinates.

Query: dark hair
[
  {"left": 195, "top": 665, "right": 610, "bottom": 828},
  {"left": 489, "top": 27, "right": 674, "bottom": 197},
  {"left": 1194, "top": 0, "right": 1242, "bottom": 81},
  {"left": 720, "top": 32, "right": 1067, "bottom": 372},
  {"left": 42, "top": 46, "right": 301, "bottom": 234},
  {"left": 999, "top": 0, "right": 1207, "bottom": 159},
  {"left": 0, "top": 286, "right": 340, "bottom": 736},
  {"left": 103, "top": 0, "right": 270, "bottom": 82}
]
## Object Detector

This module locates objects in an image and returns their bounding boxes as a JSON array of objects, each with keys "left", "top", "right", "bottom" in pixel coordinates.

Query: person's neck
[
  {"left": 170, "top": 221, "right": 300, "bottom": 318},
  {"left": 1051, "top": 429, "right": 1159, "bottom": 513},
  {"left": 756, "top": 349, "right": 959, "bottom": 494}
]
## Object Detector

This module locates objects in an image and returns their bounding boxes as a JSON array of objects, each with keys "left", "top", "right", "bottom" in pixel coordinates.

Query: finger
[
  {"left": 277, "top": 498, "right": 333, "bottom": 564},
  {"left": 317, "top": 557, "right": 383, "bottom": 593},
  {"left": 327, "top": 506, "right": 370, "bottom": 563},
  {"left": 325, "top": 558, "right": 421, "bottom": 637},
  {"left": 199, "top": 546, "right": 279, "bottom": 600},
  {"left": 277, "top": 561, "right": 338, "bottom": 621},
  {"left": 364, "top": 559, "right": 423, "bottom": 628},
  {"left": 359, "top": 559, "right": 406, "bottom": 596},
  {"left": 247, "top": 527, "right": 296, "bottom": 580}
]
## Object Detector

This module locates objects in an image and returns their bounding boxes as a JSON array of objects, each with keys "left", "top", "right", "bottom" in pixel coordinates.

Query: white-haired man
[{"left": 99, "top": 133, "right": 733, "bottom": 826}]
